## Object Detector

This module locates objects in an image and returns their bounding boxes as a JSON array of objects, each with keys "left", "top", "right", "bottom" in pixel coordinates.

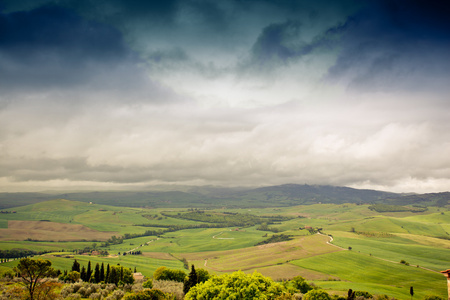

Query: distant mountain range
[{"left": 0, "top": 184, "right": 448, "bottom": 209}]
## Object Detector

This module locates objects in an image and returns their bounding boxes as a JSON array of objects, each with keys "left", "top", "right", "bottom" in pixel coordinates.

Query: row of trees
[
  {"left": 163, "top": 210, "right": 294, "bottom": 228},
  {"left": 61, "top": 259, "right": 134, "bottom": 285},
  {"left": 0, "top": 249, "right": 47, "bottom": 259}
]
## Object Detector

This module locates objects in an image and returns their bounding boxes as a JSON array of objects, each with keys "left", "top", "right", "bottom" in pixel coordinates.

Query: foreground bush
[
  {"left": 423, "top": 296, "right": 444, "bottom": 300},
  {"left": 60, "top": 282, "right": 120, "bottom": 299},
  {"left": 153, "top": 267, "right": 186, "bottom": 283},
  {"left": 303, "top": 289, "right": 331, "bottom": 300},
  {"left": 153, "top": 280, "right": 184, "bottom": 300},
  {"left": 124, "top": 288, "right": 169, "bottom": 300},
  {"left": 185, "top": 270, "right": 290, "bottom": 300}
]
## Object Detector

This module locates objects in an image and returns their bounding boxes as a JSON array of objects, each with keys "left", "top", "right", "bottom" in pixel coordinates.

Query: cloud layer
[{"left": 1, "top": 0, "right": 450, "bottom": 193}]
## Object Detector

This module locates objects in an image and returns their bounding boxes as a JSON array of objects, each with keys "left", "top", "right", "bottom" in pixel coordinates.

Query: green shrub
[
  {"left": 124, "top": 288, "right": 168, "bottom": 300},
  {"left": 153, "top": 267, "right": 186, "bottom": 282},
  {"left": 153, "top": 280, "right": 183, "bottom": 300},
  {"left": 303, "top": 289, "right": 332, "bottom": 300},
  {"left": 185, "top": 271, "right": 289, "bottom": 300},
  {"left": 291, "top": 275, "right": 313, "bottom": 294},
  {"left": 355, "top": 290, "right": 372, "bottom": 298},
  {"left": 143, "top": 279, "right": 153, "bottom": 289},
  {"left": 423, "top": 296, "right": 444, "bottom": 300}
]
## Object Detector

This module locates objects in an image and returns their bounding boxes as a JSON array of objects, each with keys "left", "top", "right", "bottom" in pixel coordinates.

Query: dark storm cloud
[
  {"left": 326, "top": 0, "right": 450, "bottom": 92},
  {"left": 2, "top": 0, "right": 450, "bottom": 193},
  {"left": 251, "top": 20, "right": 305, "bottom": 63},
  {"left": 0, "top": 4, "right": 146, "bottom": 92},
  {"left": 249, "top": 20, "right": 334, "bottom": 67}
]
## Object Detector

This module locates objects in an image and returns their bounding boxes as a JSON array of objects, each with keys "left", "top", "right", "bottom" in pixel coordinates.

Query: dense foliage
[
  {"left": 163, "top": 210, "right": 294, "bottom": 228},
  {"left": 303, "top": 289, "right": 332, "bottom": 300},
  {"left": 153, "top": 266, "right": 186, "bottom": 282},
  {"left": 124, "top": 288, "right": 169, "bottom": 300},
  {"left": 185, "top": 271, "right": 289, "bottom": 300},
  {"left": 255, "top": 234, "right": 293, "bottom": 246},
  {"left": 0, "top": 249, "right": 49, "bottom": 260},
  {"left": 368, "top": 204, "right": 427, "bottom": 213}
]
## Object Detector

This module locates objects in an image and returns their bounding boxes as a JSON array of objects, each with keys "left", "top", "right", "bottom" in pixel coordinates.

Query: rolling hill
[{"left": 0, "top": 184, "right": 448, "bottom": 209}]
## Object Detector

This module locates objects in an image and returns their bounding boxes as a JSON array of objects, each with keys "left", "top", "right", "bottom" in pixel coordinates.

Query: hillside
[
  {"left": 0, "top": 184, "right": 448, "bottom": 209},
  {"left": 229, "top": 184, "right": 398, "bottom": 206},
  {"left": 384, "top": 192, "right": 450, "bottom": 207}
]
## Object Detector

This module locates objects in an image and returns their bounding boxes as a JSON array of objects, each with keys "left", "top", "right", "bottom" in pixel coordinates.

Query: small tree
[
  {"left": 143, "top": 279, "right": 153, "bottom": 289},
  {"left": 106, "top": 263, "right": 110, "bottom": 283},
  {"left": 14, "top": 258, "right": 57, "bottom": 300},
  {"left": 347, "top": 289, "right": 355, "bottom": 300},
  {"left": 100, "top": 262, "right": 105, "bottom": 282},
  {"left": 66, "top": 271, "right": 81, "bottom": 283},
  {"left": 86, "top": 260, "right": 92, "bottom": 282},
  {"left": 291, "top": 275, "right": 312, "bottom": 293},
  {"left": 80, "top": 266, "right": 87, "bottom": 282},
  {"left": 94, "top": 263, "right": 101, "bottom": 283},
  {"left": 183, "top": 265, "right": 198, "bottom": 294},
  {"left": 196, "top": 268, "right": 210, "bottom": 283},
  {"left": 71, "top": 259, "right": 80, "bottom": 272}
]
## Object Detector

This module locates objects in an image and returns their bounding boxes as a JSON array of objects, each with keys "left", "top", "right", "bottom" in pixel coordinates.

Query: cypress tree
[
  {"left": 80, "top": 266, "right": 87, "bottom": 282},
  {"left": 110, "top": 266, "right": 118, "bottom": 285},
  {"left": 71, "top": 259, "right": 80, "bottom": 272},
  {"left": 183, "top": 264, "right": 198, "bottom": 294},
  {"left": 106, "top": 264, "right": 110, "bottom": 283},
  {"left": 86, "top": 261, "right": 92, "bottom": 282},
  {"left": 94, "top": 263, "right": 101, "bottom": 283},
  {"left": 100, "top": 263, "right": 105, "bottom": 282},
  {"left": 347, "top": 289, "right": 355, "bottom": 300}
]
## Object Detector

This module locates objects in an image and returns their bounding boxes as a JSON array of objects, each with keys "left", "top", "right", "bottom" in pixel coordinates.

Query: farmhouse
[{"left": 133, "top": 272, "right": 145, "bottom": 281}]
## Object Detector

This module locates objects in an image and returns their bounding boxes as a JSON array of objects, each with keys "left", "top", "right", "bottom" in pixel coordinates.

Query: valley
[{"left": 0, "top": 186, "right": 449, "bottom": 299}]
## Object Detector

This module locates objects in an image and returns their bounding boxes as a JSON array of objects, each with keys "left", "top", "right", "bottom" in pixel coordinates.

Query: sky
[{"left": 1, "top": 0, "right": 450, "bottom": 193}]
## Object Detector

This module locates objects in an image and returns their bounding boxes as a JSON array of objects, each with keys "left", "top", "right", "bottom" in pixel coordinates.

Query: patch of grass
[
  {"left": 291, "top": 251, "right": 446, "bottom": 299},
  {"left": 329, "top": 233, "right": 450, "bottom": 271},
  {"left": 0, "top": 240, "right": 94, "bottom": 252},
  {"left": 0, "top": 220, "right": 7, "bottom": 228}
]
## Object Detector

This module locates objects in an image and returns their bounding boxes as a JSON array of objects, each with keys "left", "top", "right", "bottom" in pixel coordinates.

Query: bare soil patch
[{"left": 0, "top": 220, "right": 118, "bottom": 242}]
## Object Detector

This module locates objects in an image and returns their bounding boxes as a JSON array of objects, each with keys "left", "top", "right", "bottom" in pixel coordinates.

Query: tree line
[{"left": 60, "top": 259, "right": 134, "bottom": 286}]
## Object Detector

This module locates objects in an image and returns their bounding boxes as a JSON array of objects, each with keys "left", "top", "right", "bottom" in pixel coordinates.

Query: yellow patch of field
[
  {"left": 0, "top": 220, "right": 118, "bottom": 242},
  {"left": 244, "top": 263, "right": 334, "bottom": 281},
  {"left": 180, "top": 234, "right": 341, "bottom": 274},
  {"left": 395, "top": 233, "right": 450, "bottom": 249}
]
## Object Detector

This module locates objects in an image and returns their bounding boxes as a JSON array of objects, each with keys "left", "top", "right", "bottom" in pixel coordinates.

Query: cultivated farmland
[{"left": 0, "top": 197, "right": 449, "bottom": 299}]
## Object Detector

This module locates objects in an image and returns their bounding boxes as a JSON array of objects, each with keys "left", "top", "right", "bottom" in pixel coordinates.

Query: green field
[
  {"left": 291, "top": 251, "right": 447, "bottom": 299},
  {"left": 0, "top": 199, "right": 449, "bottom": 299}
]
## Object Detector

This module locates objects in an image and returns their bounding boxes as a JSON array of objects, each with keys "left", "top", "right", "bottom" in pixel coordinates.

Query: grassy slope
[
  {"left": 330, "top": 232, "right": 450, "bottom": 271},
  {"left": 291, "top": 251, "right": 447, "bottom": 299}
]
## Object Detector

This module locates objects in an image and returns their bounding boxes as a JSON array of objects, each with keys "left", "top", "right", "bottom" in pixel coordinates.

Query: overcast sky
[{"left": 1, "top": 0, "right": 450, "bottom": 193}]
